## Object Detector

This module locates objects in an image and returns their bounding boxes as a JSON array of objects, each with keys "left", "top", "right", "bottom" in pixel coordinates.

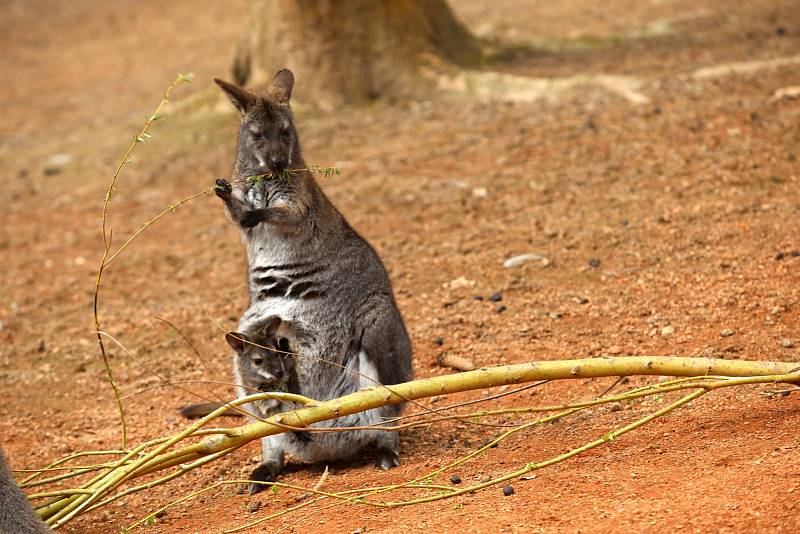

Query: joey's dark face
[
  {"left": 228, "top": 332, "right": 295, "bottom": 392},
  {"left": 240, "top": 104, "right": 296, "bottom": 174}
]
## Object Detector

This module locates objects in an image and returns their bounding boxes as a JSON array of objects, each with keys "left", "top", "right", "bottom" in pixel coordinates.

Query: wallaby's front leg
[
  {"left": 215, "top": 179, "right": 305, "bottom": 230},
  {"left": 247, "top": 436, "right": 286, "bottom": 495}
]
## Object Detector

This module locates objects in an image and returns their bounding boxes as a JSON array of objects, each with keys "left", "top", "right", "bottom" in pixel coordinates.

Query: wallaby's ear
[
  {"left": 215, "top": 78, "right": 256, "bottom": 115},
  {"left": 225, "top": 331, "right": 249, "bottom": 353},
  {"left": 267, "top": 69, "right": 294, "bottom": 104}
]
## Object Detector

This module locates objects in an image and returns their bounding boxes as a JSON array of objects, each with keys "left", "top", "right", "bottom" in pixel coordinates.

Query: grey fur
[
  {"left": 214, "top": 72, "right": 413, "bottom": 490},
  {"left": 0, "top": 450, "right": 49, "bottom": 534}
]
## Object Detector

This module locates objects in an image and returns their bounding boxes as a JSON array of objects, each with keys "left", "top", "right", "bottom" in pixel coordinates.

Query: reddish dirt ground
[{"left": 1, "top": 1, "right": 799, "bottom": 532}]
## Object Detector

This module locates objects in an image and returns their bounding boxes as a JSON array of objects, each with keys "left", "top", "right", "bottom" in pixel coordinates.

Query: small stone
[
  {"left": 572, "top": 296, "right": 589, "bottom": 304},
  {"left": 472, "top": 187, "right": 488, "bottom": 198},
  {"left": 775, "top": 251, "right": 787, "bottom": 260},
  {"left": 434, "top": 337, "right": 445, "bottom": 346},
  {"left": 661, "top": 325, "right": 675, "bottom": 337},
  {"left": 472, "top": 295, "right": 484, "bottom": 301},
  {"left": 502, "top": 485, "right": 515, "bottom": 496},
  {"left": 43, "top": 167, "right": 62, "bottom": 176},
  {"left": 720, "top": 328, "right": 734, "bottom": 338},
  {"left": 248, "top": 501, "right": 261, "bottom": 513},
  {"left": 588, "top": 258, "right": 601, "bottom": 268},
  {"left": 444, "top": 276, "right": 475, "bottom": 290},
  {"left": 496, "top": 305, "right": 507, "bottom": 314},
  {"left": 450, "top": 474, "right": 462, "bottom": 485},
  {"left": 48, "top": 153, "right": 73, "bottom": 166},
  {"left": 792, "top": 250, "right": 800, "bottom": 257},
  {"left": 489, "top": 292, "right": 503, "bottom": 302},
  {"left": 548, "top": 311, "right": 562, "bottom": 320},
  {"left": 36, "top": 338, "right": 46, "bottom": 352},
  {"left": 503, "top": 253, "right": 545, "bottom": 268},
  {"left": 609, "top": 402, "right": 623, "bottom": 412},
  {"left": 780, "top": 339, "right": 795, "bottom": 348}
]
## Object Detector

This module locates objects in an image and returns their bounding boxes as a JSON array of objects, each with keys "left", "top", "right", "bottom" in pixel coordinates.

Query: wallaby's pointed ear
[
  {"left": 267, "top": 69, "right": 294, "bottom": 104},
  {"left": 225, "top": 331, "right": 248, "bottom": 353},
  {"left": 214, "top": 78, "right": 255, "bottom": 115}
]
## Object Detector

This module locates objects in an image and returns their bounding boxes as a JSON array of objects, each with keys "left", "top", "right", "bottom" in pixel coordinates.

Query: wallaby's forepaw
[
  {"left": 214, "top": 178, "right": 232, "bottom": 199},
  {"left": 375, "top": 447, "right": 400, "bottom": 471},
  {"left": 240, "top": 209, "right": 265, "bottom": 228},
  {"left": 247, "top": 462, "right": 281, "bottom": 495}
]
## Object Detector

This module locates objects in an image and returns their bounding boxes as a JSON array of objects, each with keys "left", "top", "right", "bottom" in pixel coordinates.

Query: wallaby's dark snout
[{"left": 269, "top": 154, "right": 287, "bottom": 172}]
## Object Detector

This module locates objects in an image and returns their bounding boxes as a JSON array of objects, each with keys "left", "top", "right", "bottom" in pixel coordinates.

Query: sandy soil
[{"left": 1, "top": 0, "right": 799, "bottom": 532}]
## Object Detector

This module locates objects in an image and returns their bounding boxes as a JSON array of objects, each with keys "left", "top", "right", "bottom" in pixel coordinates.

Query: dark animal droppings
[
  {"left": 503, "top": 485, "right": 515, "bottom": 496},
  {"left": 489, "top": 292, "right": 503, "bottom": 302},
  {"left": 450, "top": 475, "right": 462, "bottom": 485},
  {"left": 588, "top": 258, "right": 601, "bottom": 268},
  {"left": 497, "top": 305, "right": 507, "bottom": 314}
]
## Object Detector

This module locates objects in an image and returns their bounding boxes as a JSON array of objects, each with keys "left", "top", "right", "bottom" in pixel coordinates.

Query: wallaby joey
[
  {"left": 0, "top": 450, "right": 49, "bottom": 533},
  {"left": 213, "top": 71, "right": 413, "bottom": 493}
]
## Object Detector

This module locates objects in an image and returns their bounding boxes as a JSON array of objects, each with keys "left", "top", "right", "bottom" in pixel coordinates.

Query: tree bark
[{"left": 233, "top": 0, "right": 483, "bottom": 106}]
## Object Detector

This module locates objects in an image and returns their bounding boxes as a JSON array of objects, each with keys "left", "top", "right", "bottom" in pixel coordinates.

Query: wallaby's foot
[
  {"left": 215, "top": 178, "right": 232, "bottom": 199},
  {"left": 247, "top": 462, "right": 282, "bottom": 495},
  {"left": 375, "top": 447, "right": 400, "bottom": 471},
  {"left": 240, "top": 209, "right": 266, "bottom": 228}
]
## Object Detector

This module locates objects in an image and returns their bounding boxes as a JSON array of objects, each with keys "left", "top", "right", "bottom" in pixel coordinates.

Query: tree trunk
[{"left": 233, "top": 0, "right": 483, "bottom": 106}]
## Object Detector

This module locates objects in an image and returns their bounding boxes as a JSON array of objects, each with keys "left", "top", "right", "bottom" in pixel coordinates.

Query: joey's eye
[{"left": 252, "top": 357, "right": 264, "bottom": 366}]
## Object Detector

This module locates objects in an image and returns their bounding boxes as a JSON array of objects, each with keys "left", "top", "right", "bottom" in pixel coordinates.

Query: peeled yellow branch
[{"left": 39, "top": 356, "right": 799, "bottom": 528}]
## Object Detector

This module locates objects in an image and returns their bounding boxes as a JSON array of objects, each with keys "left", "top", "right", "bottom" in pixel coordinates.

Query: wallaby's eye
[
  {"left": 252, "top": 357, "right": 264, "bottom": 366},
  {"left": 280, "top": 128, "right": 291, "bottom": 140},
  {"left": 251, "top": 130, "right": 263, "bottom": 140}
]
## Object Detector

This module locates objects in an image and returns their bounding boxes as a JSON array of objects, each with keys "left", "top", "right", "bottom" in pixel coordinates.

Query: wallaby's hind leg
[
  {"left": 373, "top": 405, "right": 402, "bottom": 470},
  {"left": 248, "top": 436, "right": 285, "bottom": 495},
  {"left": 357, "top": 296, "right": 413, "bottom": 470}
]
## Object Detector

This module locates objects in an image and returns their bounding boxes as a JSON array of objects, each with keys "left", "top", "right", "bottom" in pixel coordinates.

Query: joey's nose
[{"left": 269, "top": 156, "right": 287, "bottom": 171}]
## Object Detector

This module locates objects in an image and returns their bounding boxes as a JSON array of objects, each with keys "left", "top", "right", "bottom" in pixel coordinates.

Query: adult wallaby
[
  {"left": 0, "top": 450, "right": 49, "bottom": 533},
  {"left": 213, "top": 70, "right": 413, "bottom": 492}
]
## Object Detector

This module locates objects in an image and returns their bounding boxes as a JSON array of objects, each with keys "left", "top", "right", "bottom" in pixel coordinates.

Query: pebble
[
  {"left": 720, "top": 328, "right": 734, "bottom": 337},
  {"left": 660, "top": 325, "right": 675, "bottom": 337},
  {"left": 503, "top": 253, "right": 545, "bottom": 268},
  {"left": 548, "top": 311, "right": 562, "bottom": 320},
  {"left": 588, "top": 258, "right": 601, "bottom": 268},
  {"left": 248, "top": 501, "right": 262, "bottom": 513},
  {"left": 780, "top": 339, "right": 795, "bottom": 348},
  {"left": 489, "top": 292, "right": 503, "bottom": 302},
  {"left": 473, "top": 295, "right": 484, "bottom": 301},
  {"left": 450, "top": 474, "right": 462, "bottom": 485},
  {"left": 502, "top": 485, "right": 515, "bottom": 496}
]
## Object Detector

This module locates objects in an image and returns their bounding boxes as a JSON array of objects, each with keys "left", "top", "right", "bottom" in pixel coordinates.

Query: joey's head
[
  {"left": 226, "top": 316, "right": 295, "bottom": 393},
  {"left": 215, "top": 69, "right": 299, "bottom": 176}
]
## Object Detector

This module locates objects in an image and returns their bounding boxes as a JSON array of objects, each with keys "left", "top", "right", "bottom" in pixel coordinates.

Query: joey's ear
[
  {"left": 267, "top": 69, "right": 294, "bottom": 104},
  {"left": 255, "top": 316, "right": 282, "bottom": 339},
  {"left": 225, "top": 331, "right": 249, "bottom": 353},
  {"left": 214, "top": 78, "right": 256, "bottom": 115}
]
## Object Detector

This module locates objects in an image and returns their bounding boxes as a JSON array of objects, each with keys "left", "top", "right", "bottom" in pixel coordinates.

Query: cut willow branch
[
  {"left": 36, "top": 356, "right": 798, "bottom": 529},
  {"left": 93, "top": 72, "right": 193, "bottom": 449}
]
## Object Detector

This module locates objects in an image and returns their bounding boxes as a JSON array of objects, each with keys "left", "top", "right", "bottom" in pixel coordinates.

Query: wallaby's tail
[
  {"left": 0, "top": 450, "right": 49, "bottom": 534},
  {"left": 179, "top": 402, "right": 245, "bottom": 420}
]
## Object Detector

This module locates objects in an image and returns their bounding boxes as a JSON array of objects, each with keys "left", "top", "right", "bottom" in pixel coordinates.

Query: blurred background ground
[{"left": 0, "top": 0, "right": 799, "bottom": 532}]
